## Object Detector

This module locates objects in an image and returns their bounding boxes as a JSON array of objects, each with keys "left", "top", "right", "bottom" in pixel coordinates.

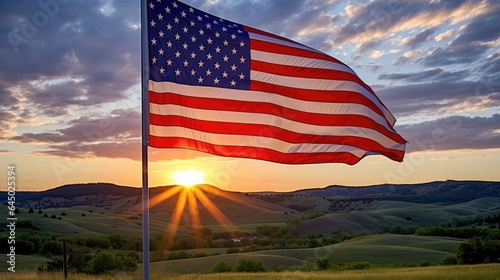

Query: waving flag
[{"left": 146, "top": 0, "right": 406, "bottom": 165}]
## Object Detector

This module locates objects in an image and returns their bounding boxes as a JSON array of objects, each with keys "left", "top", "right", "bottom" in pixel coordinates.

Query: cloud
[
  {"left": 369, "top": 50, "right": 385, "bottom": 59},
  {"left": 402, "top": 28, "right": 435, "bottom": 49},
  {"left": 332, "top": 0, "right": 490, "bottom": 50},
  {"left": 378, "top": 68, "right": 469, "bottom": 83},
  {"left": 398, "top": 114, "right": 500, "bottom": 153},
  {"left": 424, "top": 6, "right": 500, "bottom": 66},
  {"left": 0, "top": 150, "right": 14, "bottom": 154},
  {"left": 435, "top": 29, "right": 457, "bottom": 42}
]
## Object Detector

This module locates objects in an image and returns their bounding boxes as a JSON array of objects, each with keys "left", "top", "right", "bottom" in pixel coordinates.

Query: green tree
[
  {"left": 41, "top": 241, "right": 62, "bottom": 256},
  {"left": 212, "top": 261, "right": 232, "bottom": 273},
  {"left": 235, "top": 258, "right": 267, "bottom": 272},
  {"left": 315, "top": 257, "right": 331, "bottom": 270},
  {"left": 88, "top": 252, "right": 121, "bottom": 274}
]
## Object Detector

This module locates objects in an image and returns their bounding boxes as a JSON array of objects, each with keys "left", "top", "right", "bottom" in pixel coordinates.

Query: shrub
[
  {"left": 342, "top": 261, "right": 370, "bottom": 270},
  {"left": 441, "top": 254, "right": 458, "bottom": 265},
  {"left": 212, "top": 261, "right": 232, "bottom": 273},
  {"left": 226, "top": 247, "right": 240, "bottom": 254},
  {"left": 41, "top": 240, "right": 62, "bottom": 256},
  {"left": 315, "top": 257, "right": 331, "bottom": 270},
  {"left": 29, "top": 208, "right": 34, "bottom": 213},
  {"left": 88, "top": 252, "right": 120, "bottom": 274},
  {"left": 235, "top": 258, "right": 267, "bottom": 272}
]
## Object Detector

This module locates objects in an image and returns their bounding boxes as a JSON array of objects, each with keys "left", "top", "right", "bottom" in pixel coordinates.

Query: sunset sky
[{"left": 1, "top": 0, "right": 499, "bottom": 192}]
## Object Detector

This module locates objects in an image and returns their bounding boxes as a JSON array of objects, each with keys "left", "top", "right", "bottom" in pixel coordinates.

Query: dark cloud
[
  {"left": 398, "top": 114, "right": 500, "bottom": 153},
  {"left": 0, "top": 0, "right": 141, "bottom": 119},
  {"left": 379, "top": 68, "right": 469, "bottom": 83},
  {"left": 403, "top": 28, "right": 435, "bottom": 49},
  {"left": 378, "top": 78, "right": 500, "bottom": 117},
  {"left": 335, "top": 0, "right": 468, "bottom": 45},
  {"left": 0, "top": 150, "right": 14, "bottom": 154},
  {"left": 424, "top": 6, "right": 500, "bottom": 66}
]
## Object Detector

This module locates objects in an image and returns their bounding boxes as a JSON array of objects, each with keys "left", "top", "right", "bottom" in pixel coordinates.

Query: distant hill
[{"left": 260, "top": 180, "right": 499, "bottom": 205}]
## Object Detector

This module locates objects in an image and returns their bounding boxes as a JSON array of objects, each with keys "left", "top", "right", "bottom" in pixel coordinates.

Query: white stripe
[
  {"left": 251, "top": 70, "right": 396, "bottom": 125},
  {"left": 150, "top": 125, "right": 370, "bottom": 158},
  {"left": 150, "top": 103, "right": 405, "bottom": 151},
  {"left": 148, "top": 80, "right": 393, "bottom": 132},
  {"left": 251, "top": 50, "right": 356, "bottom": 75}
]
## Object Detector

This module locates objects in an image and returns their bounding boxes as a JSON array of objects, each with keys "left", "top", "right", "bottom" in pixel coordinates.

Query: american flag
[{"left": 147, "top": 0, "right": 406, "bottom": 165}]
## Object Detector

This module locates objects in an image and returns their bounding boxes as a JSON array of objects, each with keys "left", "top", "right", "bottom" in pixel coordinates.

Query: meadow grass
[{"left": 2, "top": 264, "right": 499, "bottom": 280}]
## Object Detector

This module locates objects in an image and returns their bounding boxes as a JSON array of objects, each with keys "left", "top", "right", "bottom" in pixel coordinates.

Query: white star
[
  {"left": 198, "top": 76, "right": 204, "bottom": 83},
  {"left": 198, "top": 60, "right": 204, "bottom": 67},
  {"left": 215, "top": 46, "right": 221, "bottom": 53},
  {"left": 190, "top": 21, "right": 196, "bottom": 27},
  {"left": 190, "top": 52, "right": 197, "bottom": 59},
  {"left": 149, "top": 2, "right": 155, "bottom": 9},
  {"left": 214, "top": 62, "right": 221, "bottom": 69},
  {"left": 175, "top": 33, "right": 181, "bottom": 40},
  {"left": 166, "top": 41, "right": 173, "bottom": 48},
  {"left": 175, "top": 51, "right": 181, "bottom": 58},
  {"left": 159, "top": 67, "right": 165, "bottom": 74},
  {"left": 205, "top": 69, "right": 212, "bottom": 76},
  {"left": 204, "top": 14, "right": 209, "bottom": 18},
  {"left": 183, "top": 60, "right": 189, "bottom": 67},
  {"left": 213, "top": 77, "right": 220, "bottom": 84},
  {"left": 151, "top": 57, "right": 157, "bottom": 64},
  {"left": 181, "top": 11, "right": 187, "bottom": 17},
  {"left": 174, "top": 17, "right": 180, "bottom": 24},
  {"left": 206, "top": 53, "right": 213, "bottom": 60},
  {"left": 159, "top": 48, "right": 164, "bottom": 55},
  {"left": 158, "top": 14, "right": 164, "bottom": 20},
  {"left": 175, "top": 69, "right": 181, "bottom": 76},
  {"left": 239, "top": 73, "right": 245, "bottom": 80},
  {"left": 230, "top": 79, "right": 236, "bottom": 86},
  {"left": 231, "top": 34, "right": 237, "bottom": 40},
  {"left": 199, "top": 44, "right": 205, "bottom": 51},
  {"left": 215, "top": 32, "right": 221, "bottom": 38},
  {"left": 166, "top": 59, "right": 173, "bottom": 66},
  {"left": 159, "top": 31, "right": 165, "bottom": 38},
  {"left": 165, "top": 6, "right": 171, "bottom": 13},
  {"left": 191, "top": 69, "right": 196, "bottom": 76},
  {"left": 239, "top": 56, "right": 246, "bottom": 63},
  {"left": 199, "top": 29, "right": 205, "bottom": 35},
  {"left": 207, "top": 38, "right": 213, "bottom": 44},
  {"left": 231, "top": 48, "right": 237, "bottom": 55},
  {"left": 197, "top": 15, "right": 202, "bottom": 21},
  {"left": 237, "top": 29, "right": 243, "bottom": 33},
  {"left": 239, "top": 41, "right": 245, "bottom": 47},
  {"left": 166, "top": 23, "right": 173, "bottom": 30},
  {"left": 172, "top": 2, "right": 178, "bottom": 8},
  {"left": 191, "top": 36, "right": 197, "bottom": 42},
  {"left": 230, "top": 64, "right": 237, "bottom": 71},
  {"left": 150, "top": 20, "right": 156, "bottom": 27},
  {"left": 223, "top": 40, "right": 229, "bottom": 46},
  {"left": 189, "top": 7, "right": 194, "bottom": 13},
  {"left": 183, "top": 26, "right": 188, "bottom": 33},
  {"left": 213, "top": 20, "right": 218, "bottom": 24},
  {"left": 206, "top": 23, "right": 212, "bottom": 29},
  {"left": 222, "top": 27, "right": 227, "bottom": 32},
  {"left": 151, "top": 38, "right": 157, "bottom": 45},
  {"left": 222, "top": 71, "right": 228, "bottom": 78},
  {"left": 223, "top": 55, "right": 229, "bottom": 62},
  {"left": 182, "top": 42, "right": 188, "bottom": 49}
]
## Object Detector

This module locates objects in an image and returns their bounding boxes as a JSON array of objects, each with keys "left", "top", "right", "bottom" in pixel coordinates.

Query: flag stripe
[
  {"left": 149, "top": 114, "right": 405, "bottom": 158},
  {"left": 149, "top": 103, "right": 404, "bottom": 150},
  {"left": 149, "top": 90, "right": 404, "bottom": 143},
  {"left": 149, "top": 135, "right": 365, "bottom": 165}
]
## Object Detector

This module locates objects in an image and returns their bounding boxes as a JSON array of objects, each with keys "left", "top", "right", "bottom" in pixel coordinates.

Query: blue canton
[{"left": 148, "top": 0, "right": 251, "bottom": 90}]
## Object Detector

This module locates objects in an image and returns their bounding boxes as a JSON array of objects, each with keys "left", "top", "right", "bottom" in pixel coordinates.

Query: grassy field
[
  {"left": 147, "top": 234, "right": 463, "bottom": 274},
  {"left": 2, "top": 264, "right": 499, "bottom": 280}
]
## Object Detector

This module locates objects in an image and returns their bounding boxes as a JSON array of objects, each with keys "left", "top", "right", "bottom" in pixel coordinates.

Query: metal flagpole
[{"left": 140, "top": 0, "right": 150, "bottom": 279}]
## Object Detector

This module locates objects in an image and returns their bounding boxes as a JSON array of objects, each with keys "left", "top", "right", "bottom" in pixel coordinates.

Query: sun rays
[{"left": 149, "top": 179, "right": 239, "bottom": 249}]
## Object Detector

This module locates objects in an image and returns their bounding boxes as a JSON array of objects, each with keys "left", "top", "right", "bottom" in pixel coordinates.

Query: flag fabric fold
[{"left": 147, "top": 0, "right": 406, "bottom": 165}]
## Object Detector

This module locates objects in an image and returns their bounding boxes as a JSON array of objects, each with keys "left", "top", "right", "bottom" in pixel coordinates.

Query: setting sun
[{"left": 172, "top": 169, "right": 205, "bottom": 187}]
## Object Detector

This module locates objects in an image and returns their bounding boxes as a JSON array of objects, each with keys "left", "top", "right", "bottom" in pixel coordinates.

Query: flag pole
[{"left": 140, "top": 0, "right": 150, "bottom": 279}]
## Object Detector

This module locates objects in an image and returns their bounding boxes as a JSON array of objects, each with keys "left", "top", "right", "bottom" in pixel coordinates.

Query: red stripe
[
  {"left": 249, "top": 80, "right": 392, "bottom": 128},
  {"left": 149, "top": 91, "right": 405, "bottom": 143},
  {"left": 250, "top": 38, "right": 347, "bottom": 67},
  {"left": 149, "top": 114, "right": 404, "bottom": 161},
  {"left": 251, "top": 60, "right": 375, "bottom": 94},
  {"left": 244, "top": 26, "right": 299, "bottom": 45},
  {"left": 149, "top": 135, "right": 367, "bottom": 165}
]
